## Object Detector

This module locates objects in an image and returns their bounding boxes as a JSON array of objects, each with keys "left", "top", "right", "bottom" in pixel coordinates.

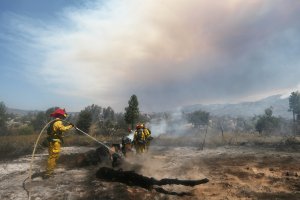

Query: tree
[
  {"left": 187, "top": 110, "right": 210, "bottom": 128},
  {"left": 98, "top": 106, "right": 117, "bottom": 135},
  {"left": 76, "top": 109, "right": 92, "bottom": 133},
  {"left": 30, "top": 107, "right": 58, "bottom": 131},
  {"left": 214, "top": 116, "right": 227, "bottom": 141},
  {"left": 186, "top": 110, "right": 210, "bottom": 150},
  {"left": 84, "top": 104, "right": 102, "bottom": 123},
  {"left": 31, "top": 111, "right": 47, "bottom": 131},
  {"left": 0, "top": 102, "right": 8, "bottom": 135},
  {"left": 255, "top": 107, "right": 280, "bottom": 134},
  {"left": 103, "top": 106, "right": 115, "bottom": 121},
  {"left": 289, "top": 91, "right": 300, "bottom": 122},
  {"left": 124, "top": 95, "right": 140, "bottom": 129},
  {"left": 115, "top": 112, "right": 127, "bottom": 129}
]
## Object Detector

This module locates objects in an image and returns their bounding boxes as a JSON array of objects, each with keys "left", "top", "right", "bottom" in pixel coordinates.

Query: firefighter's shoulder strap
[{"left": 47, "top": 119, "right": 61, "bottom": 135}]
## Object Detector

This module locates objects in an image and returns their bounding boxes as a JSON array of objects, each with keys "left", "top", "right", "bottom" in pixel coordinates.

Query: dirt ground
[{"left": 0, "top": 145, "right": 299, "bottom": 200}]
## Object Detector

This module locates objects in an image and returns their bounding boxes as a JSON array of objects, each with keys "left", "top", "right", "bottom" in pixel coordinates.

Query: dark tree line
[
  {"left": 0, "top": 94, "right": 144, "bottom": 136},
  {"left": 76, "top": 94, "right": 141, "bottom": 135},
  {"left": 255, "top": 107, "right": 280, "bottom": 134},
  {"left": 186, "top": 110, "right": 210, "bottom": 128},
  {"left": 2, "top": 91, "right": 300, "bottom": 136},
  {"left": 0, "top": 102, "right": 8, "bottom": 135}
]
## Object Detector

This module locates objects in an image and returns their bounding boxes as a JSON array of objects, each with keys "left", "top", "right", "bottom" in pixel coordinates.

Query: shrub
[{"left": 0, "top": 135, "right": 36, "bottom": 160}]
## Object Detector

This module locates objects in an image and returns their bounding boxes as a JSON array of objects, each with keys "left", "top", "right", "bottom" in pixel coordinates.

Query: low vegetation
[
  {"left": 0, "top": 130, "right": 123, "bottom": 160},
  {"left": 1, "top": 92, "right": 300, "bottom": 160}
]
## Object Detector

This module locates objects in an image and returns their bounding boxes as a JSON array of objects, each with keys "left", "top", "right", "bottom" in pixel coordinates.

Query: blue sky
[
  {"left": 1, "top": 0, "right": 300, "bottom": 112},
  {"left": 0, "top": 0, "right": 98, "bottom": 111}
]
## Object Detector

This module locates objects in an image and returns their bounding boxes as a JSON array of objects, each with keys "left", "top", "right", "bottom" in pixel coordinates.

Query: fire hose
[
  {"left": 74, "top": 126, "right": 113, "bottom": 152},
  {"left": 24, "top": 120, "right": 115, "bottom": 200}
]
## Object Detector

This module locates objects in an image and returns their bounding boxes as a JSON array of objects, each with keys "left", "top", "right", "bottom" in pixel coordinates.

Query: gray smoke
[{"left": 149, "top": 108, "right": 191, "bottom": 137}]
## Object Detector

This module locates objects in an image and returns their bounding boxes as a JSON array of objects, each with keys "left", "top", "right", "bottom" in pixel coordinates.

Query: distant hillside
[
  {"left": 7, "top": 108, "right": 79, "bottom": 116},
  {"left": 6, "top": 108, "right": 39, "bottom": 116},
  {"left": 7, "top": 94, "right": 291, "bottom": 119},
  {"left": 183, "top": 94, "right": 291, "bottom": 119}
]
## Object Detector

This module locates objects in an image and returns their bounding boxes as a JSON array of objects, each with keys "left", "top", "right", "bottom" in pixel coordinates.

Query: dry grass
[
  {"left": 1, "top": 129, "right": 299, "bottom": 161},
  {"left": 0, "top": 130, "right": 120, "bottom": 161},
  {"left": 0, "top": 134, "right": 36, "bottom": 160},
  {"left": 153, "top": 131, "right": 300, "bottom": 149}
]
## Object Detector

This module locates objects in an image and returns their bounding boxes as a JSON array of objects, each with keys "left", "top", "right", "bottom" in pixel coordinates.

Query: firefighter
[
  {"left": 142, "top": 123, "right": 152, "bottom": 152},
  {"left": 44, "top": 108, "right": 74, "bottom": 179},
  {"left": 121, "top": 136, "right": 133, "bottom": 157},
  {"left": 133, "top": 123, "right": 146, "bottom": 154}
]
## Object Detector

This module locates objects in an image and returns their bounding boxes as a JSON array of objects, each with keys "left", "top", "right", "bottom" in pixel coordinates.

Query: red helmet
[
  {"left": 50, "top": 108, "right": 67, "bottom": 118},
  {"left": 136, "top": 123, "right": 142, "bottom": 129}
]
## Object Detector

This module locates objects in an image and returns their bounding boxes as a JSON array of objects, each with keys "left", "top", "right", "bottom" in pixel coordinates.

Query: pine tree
[
  {"left": 289, "top": 91, "right": 300, "bottom": 122},
  {"left": 124, "top": 95, "right": 140, "bottom": 129}
]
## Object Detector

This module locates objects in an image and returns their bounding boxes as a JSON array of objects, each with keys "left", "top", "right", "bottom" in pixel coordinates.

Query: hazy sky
[{"left": 1, "top": 0, "right": 300, "bottom": 112}]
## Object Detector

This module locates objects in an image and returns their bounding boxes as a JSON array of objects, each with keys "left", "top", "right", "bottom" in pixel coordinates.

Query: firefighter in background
[
  {"left": 142, "top": 123, "right": 153, "bottom": 152},
  {"left": 121, "top": 128, "right": 134, "bottom": 157},
  {"left": 44, "top": 108, "right": 74, "bottom": 179},
  {"left": 133, "top": 124, "right": 146, "bottom": 154},
  {"left": 121, "top": 136, "right": 133, "bottom": 157}
]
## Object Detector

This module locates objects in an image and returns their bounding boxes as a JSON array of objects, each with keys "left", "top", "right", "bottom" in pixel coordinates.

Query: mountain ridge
[
  {"left": 182, "top": 94, "right": 291, "bottom": 119},
  {"left": 7, "top": 94, "right": 292, "bottom": 119}
]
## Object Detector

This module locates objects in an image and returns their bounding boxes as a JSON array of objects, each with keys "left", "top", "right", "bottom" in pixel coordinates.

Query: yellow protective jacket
[
  {"left": 133, "top": 129, "right": 146, "bottom": 143},
  {"left": 48, "top": 119, "right": 73, "bottom": 142},
  {"left": 143, "top": 128, "right": 151, "bottom": 139}
]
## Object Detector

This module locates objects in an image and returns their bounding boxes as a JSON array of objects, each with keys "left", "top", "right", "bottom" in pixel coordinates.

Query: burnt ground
[{"left": 0, "top": 145, "right": 299, "bottom": 200}]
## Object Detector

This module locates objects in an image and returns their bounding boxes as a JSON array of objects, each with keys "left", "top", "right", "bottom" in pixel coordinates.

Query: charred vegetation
[{"left": 96, "top": 167, "right": 209, "bottom": 196}]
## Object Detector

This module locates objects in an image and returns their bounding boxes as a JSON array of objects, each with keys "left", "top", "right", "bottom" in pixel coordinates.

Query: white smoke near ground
[
  {"left": 149, "top": 108, "right": 192, "bottom": 137},
  {"left": 280, "top": 84, "right": 300, "bottom": 99},
  {"left": 148, "top": 120, "right": 167, "bottom": 137},
  {"left": 127, "top": 131, "right": 134, "bottom": 141}
]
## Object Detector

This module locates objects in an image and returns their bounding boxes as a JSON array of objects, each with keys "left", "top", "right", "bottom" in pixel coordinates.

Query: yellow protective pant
[
  {"left": 46, "top": 141, "right": 61, "bottom": 176},
  {"left": 134, "top": 143, "right": 146, "bottom": 154},
  {"left": 145, "top": 140, "right": 151, "bottom": 152}
]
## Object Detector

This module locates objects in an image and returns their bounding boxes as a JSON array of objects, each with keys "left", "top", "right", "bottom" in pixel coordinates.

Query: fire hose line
[
  {"left": 24, "top": 119, "right": 56, "bottom": 200},
  {"left": 24, "top": 120, "right": 113, "bottom": 200},
  {"left": 74, "top": 126, "right": 113, "bottom": 152}
]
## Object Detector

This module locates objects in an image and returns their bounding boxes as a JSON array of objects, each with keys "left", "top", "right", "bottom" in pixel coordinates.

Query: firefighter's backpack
[{"left": 136, "top": 129, "right": 144, "bottom": 143}]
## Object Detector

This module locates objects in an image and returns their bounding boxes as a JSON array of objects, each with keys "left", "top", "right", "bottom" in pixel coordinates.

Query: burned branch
[{"left": 96, "top": 167, "right": 209, "bottom": 196}]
